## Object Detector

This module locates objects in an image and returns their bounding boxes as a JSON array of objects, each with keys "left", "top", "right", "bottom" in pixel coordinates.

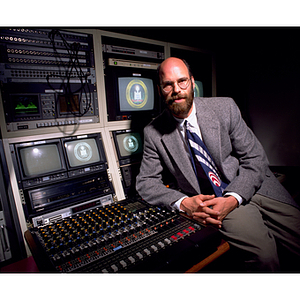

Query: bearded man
[{"left": 136, "top": 57, "right": 300, "bottom": 272}]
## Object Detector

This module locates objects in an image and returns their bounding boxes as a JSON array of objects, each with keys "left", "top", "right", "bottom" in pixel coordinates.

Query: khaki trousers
[{"left": 219, "top": 194, "right": 300, "bottom": 272}]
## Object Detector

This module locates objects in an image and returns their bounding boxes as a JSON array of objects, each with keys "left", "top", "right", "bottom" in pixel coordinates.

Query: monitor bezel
[
  {"left": 112, "top": 129, "right": 143, "bottom": 161},
  {"left": 14, "top": 138, "right": 67, "bottom": 181},
  {"left": 104, "top": 65, "right": 161, "bottom": 121},
  {"left": 61, "top": 133, "right": 107, "bottom": 171}
]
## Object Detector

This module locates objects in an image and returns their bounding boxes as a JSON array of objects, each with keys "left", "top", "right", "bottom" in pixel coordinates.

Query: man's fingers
[
  {"left": 199, "top": 194, "right": 215, "bottom": 201},
  {"left": 194, "top": 203, "right": 220, "bottom": 216},
  {"left": 192, "top": 211, "right": 210, "bottom": 219},
  {"left": 192, "top": 215, "right": 222, "bottom": 227},
  {"left": 200, "top": 198, "right": 217, "bottom": 206}
]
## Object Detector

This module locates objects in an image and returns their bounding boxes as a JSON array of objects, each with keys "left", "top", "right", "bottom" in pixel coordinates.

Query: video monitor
[
  {"left": 194, "top": 80, "right": 204, "bottom": 97},
  {"left": 64, "top": 138, "right": 101, "bottom": 168},
  {"left": 118, "top": 77, "right": 154, "bottom": 112},
  {"left": 115, "top": 131, "right": 143, "bottom": 159},
  {"left": 17, "top": 140, "right": 65, "bottom": 179},
  {"left": 104, "top": 60, "right": 161, "bottom": 122},
  {"left": 62, "top": 134, "right": 106, "bottom": 171}
]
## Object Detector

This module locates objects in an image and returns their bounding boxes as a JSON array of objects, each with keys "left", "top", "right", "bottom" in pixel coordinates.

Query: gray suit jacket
[{"left": 136, "top": 97, "right": 296, "bottom": 210}]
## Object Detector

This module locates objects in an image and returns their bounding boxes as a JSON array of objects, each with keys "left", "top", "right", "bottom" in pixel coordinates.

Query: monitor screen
[
  {"left": 116, "top": 132, "right": 143, "bottom": 158},
  {"left": 64, "top": 138, "right": 101, "bottom": 168},
  {"left": 194, "top": 80, "right": 204, "bottom": 98},
  {"left": 11, "top": 94, "right": 40, "bottom": 117},
  {"left": 58, "top": 94, "right": 80, "bottom": 114},
  {"left": 20, "top": 144, "right": 63, "bottom": 177},
  {"left": 118, "top": 77, "right": 154, "bottom": 112}
]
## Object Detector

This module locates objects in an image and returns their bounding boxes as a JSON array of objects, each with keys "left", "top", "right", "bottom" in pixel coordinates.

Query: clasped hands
[{"left": 180, "top": 194, "right": 238, "bottom": 228}]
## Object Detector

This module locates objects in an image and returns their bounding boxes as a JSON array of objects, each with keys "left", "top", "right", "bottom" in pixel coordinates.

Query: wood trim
[{"left": 185, "top": 240, "right": 230, "bottom": 273}]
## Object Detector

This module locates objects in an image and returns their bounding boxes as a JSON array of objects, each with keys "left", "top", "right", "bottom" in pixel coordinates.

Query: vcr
[{"left": 24, "top": 172, "right": 114, "bottom": 224}]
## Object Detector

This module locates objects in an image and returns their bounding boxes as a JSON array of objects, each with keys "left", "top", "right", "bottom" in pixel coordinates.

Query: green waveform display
[{"left": 15, "top": 102, "right": 38, "bottom": 114}]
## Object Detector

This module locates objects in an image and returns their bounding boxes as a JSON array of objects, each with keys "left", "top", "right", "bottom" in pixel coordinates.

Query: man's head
[{"left": 157, "top": 57, "right": 195, "bottom": 119}]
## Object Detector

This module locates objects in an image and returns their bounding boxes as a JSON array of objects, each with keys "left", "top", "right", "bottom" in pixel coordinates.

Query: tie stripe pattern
[{"left": 185, "top": 121, "right": 227, "bottom": 197}]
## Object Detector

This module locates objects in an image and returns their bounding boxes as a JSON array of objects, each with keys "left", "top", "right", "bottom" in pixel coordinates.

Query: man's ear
[
  {"left": 157, "top": 84, "right": 162, "bottom": 97},
  {"left": 191, "top": 76, "right": 195, "bottom": 91}
]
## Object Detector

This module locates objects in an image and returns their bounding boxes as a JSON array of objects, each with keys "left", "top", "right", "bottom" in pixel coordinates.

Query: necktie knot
[{"left": 184, "top": 120, "right": 193, "bottom": 134}]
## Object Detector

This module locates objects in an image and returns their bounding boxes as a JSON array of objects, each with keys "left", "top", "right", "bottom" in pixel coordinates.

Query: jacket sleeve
[{"left": 221, "top": 97, "right": 269, "bottom": 201}]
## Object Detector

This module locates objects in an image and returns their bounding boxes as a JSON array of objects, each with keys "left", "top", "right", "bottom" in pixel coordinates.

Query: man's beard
[{"left": 165, "top": 87, "right": 194, "bottom": 118}]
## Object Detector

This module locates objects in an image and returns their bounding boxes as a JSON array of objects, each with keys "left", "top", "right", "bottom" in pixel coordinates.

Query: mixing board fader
[{"left": 28, "top": 199, "right": 221, "bottom": 273}]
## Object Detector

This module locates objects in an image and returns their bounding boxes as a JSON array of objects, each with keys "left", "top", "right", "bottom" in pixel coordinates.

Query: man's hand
[
  {"left": 180, "top": 194, "right": 221, "bottom": 226},
  {"left": 181, "top": 195, "right": 238, "bottom": 228}
]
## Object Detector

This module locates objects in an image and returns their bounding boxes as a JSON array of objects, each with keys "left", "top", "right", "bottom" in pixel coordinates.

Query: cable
[{"left": 47, "top": 29, "right": 93, "bottom": 118}]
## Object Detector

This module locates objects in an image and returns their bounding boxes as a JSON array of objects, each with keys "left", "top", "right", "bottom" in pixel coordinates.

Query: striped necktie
[{"left": 185, "top": 120, "right": 227, "bottom": 197}]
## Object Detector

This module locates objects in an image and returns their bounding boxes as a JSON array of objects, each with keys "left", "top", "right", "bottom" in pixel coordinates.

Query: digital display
[
  {"left": 12, "top": 94, "right": 39, "bottom": 116},
  {"left": 116, "top": 132, "right": 143, "bottom": 158},
  {"left": 72, "top": 200, "right": 100, "bottom": 214},
  {"left": 58, "top": 94, "right": 80, "bottom": 113},
  {"left": 64, "top": 138, "right": 101, "bottom": 167},
  {"left": 20, "top": 144, "right": 63, "bottom": 177},
  {"left": 118, "top": 77, "right": 154, "bottom": 112}
]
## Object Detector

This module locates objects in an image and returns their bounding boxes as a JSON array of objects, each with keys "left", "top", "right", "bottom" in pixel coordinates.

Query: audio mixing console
[{"left": 28, "top": 198, "right": 221, "bottom": 273}]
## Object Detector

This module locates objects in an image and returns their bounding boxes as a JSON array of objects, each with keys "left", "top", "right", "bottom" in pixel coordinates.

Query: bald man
[{"left": 136, "top": 57, "right": 300, "bottom": 271}]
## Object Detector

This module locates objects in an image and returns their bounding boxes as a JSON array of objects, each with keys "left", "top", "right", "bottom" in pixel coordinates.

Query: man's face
[{"left": 159, "top": 58, "right": 195, "bottom": 119}]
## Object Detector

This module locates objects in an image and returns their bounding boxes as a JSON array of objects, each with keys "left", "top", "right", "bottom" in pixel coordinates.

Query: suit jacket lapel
[
  {"left": 161, "top": 119, "right": 200, "bottom": 194},
  {"left": 195, "top": 101, "right": 222, "bottom": 171},
  {"left": 159, "top": 100, "right": 224, "bottom": 194}
]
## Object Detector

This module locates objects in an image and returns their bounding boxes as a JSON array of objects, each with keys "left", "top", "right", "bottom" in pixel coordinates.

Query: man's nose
[{"left": 173, "top": 82, "right": 181, "bottom": 93}]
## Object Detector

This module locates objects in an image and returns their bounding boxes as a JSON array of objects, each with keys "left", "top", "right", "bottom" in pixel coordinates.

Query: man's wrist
[
  {"left": 224, "top": 192, "right": 243, "bottom": 205},
  {"left": 172, "top": 196, "right": 187, "bottom": 212}
]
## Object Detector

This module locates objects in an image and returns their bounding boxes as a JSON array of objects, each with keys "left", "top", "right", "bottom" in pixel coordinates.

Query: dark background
[{"left": 102, "top": 27, "right": 300, "bottom": 168}]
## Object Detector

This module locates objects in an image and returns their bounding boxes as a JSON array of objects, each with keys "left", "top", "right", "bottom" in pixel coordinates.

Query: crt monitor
[
  {"left": 118, "top": 77, "right": 154, "bottom": 113},
  {"left": 194, "top": 80, "right": 204, "bottom": 97},
  {"left": 15, "top": 139, "right": 66, "bottom": 180},
  {"left": 113, "top": 130, "right": 143, "bottom": 162},
  {"left": 104, "top": 64, "right": 161, "bottom": 122},
  {"left": 62, "top": 134, "right": 106, "bottom": 170}
]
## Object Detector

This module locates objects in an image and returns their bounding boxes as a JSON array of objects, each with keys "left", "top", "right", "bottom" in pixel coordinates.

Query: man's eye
[{"left": 163, "top": 83, "right": 172, "bottom": 88}]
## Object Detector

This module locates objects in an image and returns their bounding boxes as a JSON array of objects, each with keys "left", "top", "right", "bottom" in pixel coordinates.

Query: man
[{"left": 136, "top": 57, "right": 300, "bottom": 271}]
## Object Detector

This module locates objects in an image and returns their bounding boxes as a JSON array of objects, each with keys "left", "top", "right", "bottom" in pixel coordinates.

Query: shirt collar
[{"left": 173, "top": 103, "right": 197, "bottom": 129}]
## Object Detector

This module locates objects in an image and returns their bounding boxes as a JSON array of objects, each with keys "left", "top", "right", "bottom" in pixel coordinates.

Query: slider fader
[{"left": 29, "top": 199, "right": 221, "bottom": 273}]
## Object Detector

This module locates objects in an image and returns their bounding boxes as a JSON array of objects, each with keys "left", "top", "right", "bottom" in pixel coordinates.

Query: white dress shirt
[{"left": 172, "top": 103, "right": 243, "bottom": 211}]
